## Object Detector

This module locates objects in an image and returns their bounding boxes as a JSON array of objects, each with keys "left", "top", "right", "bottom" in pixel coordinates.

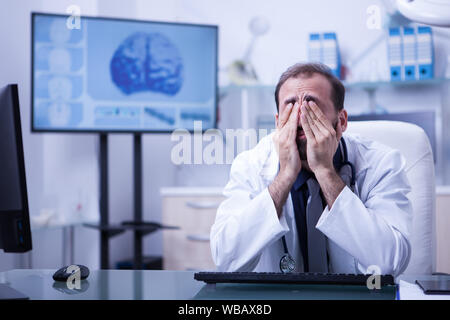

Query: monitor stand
[{"left": 0, "top": 284, "right": 29, "bottom": 300}]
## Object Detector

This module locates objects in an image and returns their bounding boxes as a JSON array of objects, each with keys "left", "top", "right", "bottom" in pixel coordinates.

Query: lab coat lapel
[{"left": 260, "top": 133, "right": 279, "bottom": 186}]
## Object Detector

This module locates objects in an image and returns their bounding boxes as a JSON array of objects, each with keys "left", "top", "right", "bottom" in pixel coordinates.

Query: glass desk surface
[{"left": 0, "top": 269, "right": 447, "bottom": 300}]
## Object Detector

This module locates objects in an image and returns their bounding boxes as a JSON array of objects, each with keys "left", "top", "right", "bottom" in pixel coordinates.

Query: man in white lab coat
[{"left": 210, "top": 63, "right": 412, "bottom": 276}]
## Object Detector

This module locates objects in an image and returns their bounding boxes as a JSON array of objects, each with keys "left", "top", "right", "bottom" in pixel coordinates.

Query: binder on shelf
[
  {"left": 402, "top": 27, "right": 417, "bottom": 81},
  {"left": 308, "top": 33, "right": 322, "bottom": 63},
  {"left": 308, "top": 32, "right": 341, "bottom": 79},
  {"left": 417, "top": 26, "right": 434, "bottom": 80},
  {"left": 388, "top": 27, "right": 402, "bottom": 81},
  {"left": 322, "top": 32, "right": 341, "bottom": 79}
]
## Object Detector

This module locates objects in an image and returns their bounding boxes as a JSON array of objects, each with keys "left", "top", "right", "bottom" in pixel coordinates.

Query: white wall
[{"left": 1, "top": 0, "right": 449, "bottom": 271}]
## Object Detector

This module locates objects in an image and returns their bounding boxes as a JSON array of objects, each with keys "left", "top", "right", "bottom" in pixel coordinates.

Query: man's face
[{"left": 276, "top": 73, "right": 344, "bottom": 160}]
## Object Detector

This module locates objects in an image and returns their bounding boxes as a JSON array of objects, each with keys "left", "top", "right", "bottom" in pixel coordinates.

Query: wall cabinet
[{"left": 161, "top": 188, "right": 224, "bottom": 271}]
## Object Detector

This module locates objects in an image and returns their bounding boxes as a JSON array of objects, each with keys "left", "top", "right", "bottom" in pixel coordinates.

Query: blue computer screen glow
[{"left": 32, "top": 13, "right": 217, "bottom": 132}]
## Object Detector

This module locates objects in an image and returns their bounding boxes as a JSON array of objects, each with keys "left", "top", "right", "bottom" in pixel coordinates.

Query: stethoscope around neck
[
  {"left": 340, "top": 137, "right": 356, "bottom": 191},
  {"left": 279, "top": 137, "right": 356, "bottom": 273}
]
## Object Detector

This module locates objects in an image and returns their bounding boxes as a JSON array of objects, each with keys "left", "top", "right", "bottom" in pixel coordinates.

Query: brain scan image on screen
[
  {"left": 33, "top": 14, "right": 217, "bottom": 131},
  {"left": 110, "top": 32, "right": 183, "bottom": 96},
  {"left": 48, "top": 48, "right": 71, "bottom": 72},
  {"left": 48, "top": 102, "right": 71, "bottom": 126},
  {"left": 48, "top": 76, "right": 72, "bottom": 100},
  {"left": 49, "top": 19, "right": 71, "bottom": 43}
]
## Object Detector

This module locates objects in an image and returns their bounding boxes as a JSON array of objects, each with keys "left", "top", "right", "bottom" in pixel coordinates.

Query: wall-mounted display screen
[{"left": 32, "top": 13, "right": 218, "bottom": 132}]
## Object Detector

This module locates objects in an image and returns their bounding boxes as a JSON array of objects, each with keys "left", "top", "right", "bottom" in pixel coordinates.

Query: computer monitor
[
  {"left": 0, "top": 84, "right": 32, "bottom": 253},
  {"left": 31, "top": 13, "right": 218, "bottom": 133},
  {"left": 349, "top": 111, "right": 436, "bottom": 162}
]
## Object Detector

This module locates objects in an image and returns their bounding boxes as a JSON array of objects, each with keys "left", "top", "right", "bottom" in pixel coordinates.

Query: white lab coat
[{"left": 210, "top": 132, "right": 412, "bottom": 276}]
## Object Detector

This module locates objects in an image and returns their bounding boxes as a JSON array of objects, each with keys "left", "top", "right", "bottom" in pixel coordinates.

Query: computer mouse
[{"left": 52, "top": 265, "right": 90, "bottom": 282}]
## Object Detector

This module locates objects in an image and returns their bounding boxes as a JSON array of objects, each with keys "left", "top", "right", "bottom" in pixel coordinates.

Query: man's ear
[{"left": 339, "top": 109, "right": 348, "bottom": 132}]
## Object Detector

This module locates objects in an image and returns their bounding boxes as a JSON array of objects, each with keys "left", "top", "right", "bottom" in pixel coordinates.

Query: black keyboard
[{"left": 194, "top": 272, "right": 395, "bottom": 286}]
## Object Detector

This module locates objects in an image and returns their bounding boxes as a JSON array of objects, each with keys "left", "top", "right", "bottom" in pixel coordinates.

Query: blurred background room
[{"left": 0, "top": 0, "right": 449, "bottom": 275}]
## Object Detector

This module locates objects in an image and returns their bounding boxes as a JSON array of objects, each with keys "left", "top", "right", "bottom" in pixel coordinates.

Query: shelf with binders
[
  {"left": 218, "top": 77, "right": 450, "bottom": 149},
  {"left": 220, "top": 77, "right": 450, "bottom": 94},
  {"left": 219, "top": 77, "right": 450, "bottom": 117},
  {"left": 343, "top": 77, "right": 450, "bottom": 113},
  {"left": 343, "top": 77, "right": 450, "bottom": 91},
  {"left": 220, "top": 77, "right": 450, "bottom": 115}
]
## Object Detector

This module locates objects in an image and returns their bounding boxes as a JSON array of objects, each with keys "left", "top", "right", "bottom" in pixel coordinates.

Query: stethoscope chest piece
[{"left": 280, "top": 253, "right": 295, "bottom": 273}]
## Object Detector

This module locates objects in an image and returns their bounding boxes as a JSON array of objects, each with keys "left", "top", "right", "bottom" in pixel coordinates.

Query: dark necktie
[{"left": 306, "top": 178, "right": 328, "bottom": 272}]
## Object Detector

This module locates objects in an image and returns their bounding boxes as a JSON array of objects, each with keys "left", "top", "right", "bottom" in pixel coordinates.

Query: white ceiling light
[{"left": 396, "top": 0, "right": 450, "bottom": 27}]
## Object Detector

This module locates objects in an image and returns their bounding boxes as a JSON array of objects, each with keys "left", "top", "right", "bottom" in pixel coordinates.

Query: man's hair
[{"left": 274, "top": 62, "right": 345, "bottom": 112}]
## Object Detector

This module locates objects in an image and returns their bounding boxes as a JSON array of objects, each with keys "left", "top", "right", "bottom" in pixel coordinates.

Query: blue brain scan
[{"left": 110, "top": 32, "right": 183, "bottom": 96}]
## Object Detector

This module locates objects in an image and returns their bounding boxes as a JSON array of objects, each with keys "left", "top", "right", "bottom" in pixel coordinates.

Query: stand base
[{"left": 0, "top": 284, "right": 29, "bottom": 300}]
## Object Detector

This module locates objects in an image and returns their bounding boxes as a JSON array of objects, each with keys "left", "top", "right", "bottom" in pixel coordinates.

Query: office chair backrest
[{"left": 346, "top": 120, "right": 435, "bottom": 275}]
